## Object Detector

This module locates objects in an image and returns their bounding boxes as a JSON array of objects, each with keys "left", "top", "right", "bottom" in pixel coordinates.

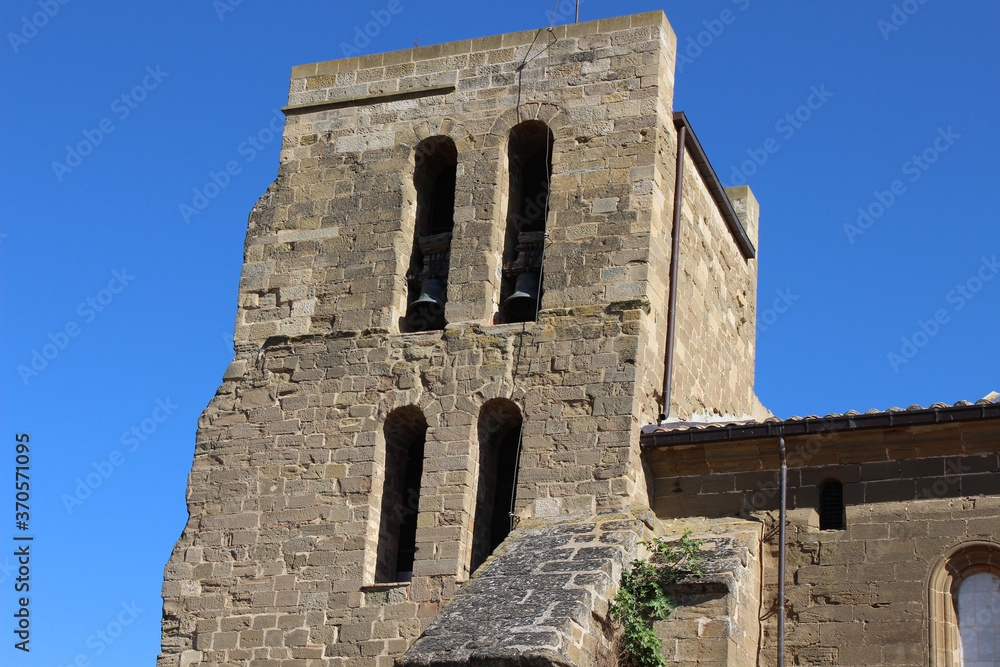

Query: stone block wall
[
  {"left": 662, "top": 153, "right": 760, "bottom": 421},
  {"left": 160, "top": 11, "right": 766, "bottom": 666},
  {"left": 160, "top": 311, "right": 657, "bottom": 666},
  {"left": 655, "top": 518, "right": 762, "bottom": 667},
  {"left": 230, "top": 9, "right": 761, "bottom": 428},
  {"left": 645, "top": 417, "right": 1000, "bottom": 666},
  {"left": 237, "top": 12, "right": 681, "bottom": 344}
]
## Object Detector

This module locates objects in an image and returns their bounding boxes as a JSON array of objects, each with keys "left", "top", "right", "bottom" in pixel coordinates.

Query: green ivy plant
[{"left": 609, "top": 531, "right": 706, "bottom": 667}]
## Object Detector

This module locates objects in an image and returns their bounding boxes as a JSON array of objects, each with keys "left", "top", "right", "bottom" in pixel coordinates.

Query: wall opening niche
[
  {"left": 499, "top": 121, "right": 553, "bottom": 324},
  {"left": 470, "top": 399, "right": 522, "bottom": 574},
  {"left": 405, "top": 136, "right": 457, "bottom": 332},
  {"left": 375, "top": 406, "right": 428, "bottom": 583},
  {"left": 818, "top": 479, "right": 845, "bottom": 530}
]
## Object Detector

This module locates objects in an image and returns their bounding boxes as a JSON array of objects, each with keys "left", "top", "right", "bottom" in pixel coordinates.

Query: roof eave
[{"left": 641, "top": 401, "right": 1000, "bottom": 449}]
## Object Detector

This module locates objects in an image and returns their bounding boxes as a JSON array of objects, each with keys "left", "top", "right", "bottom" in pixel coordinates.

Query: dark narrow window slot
[
  {"left": 376, "top": 408, "right": 428, "bottom": 583},
  {"left": 393, "top": 434, "right": 425, "bottom": 580},
  {"left": 487, "top": 426, "right": 520, "bottom": 554},
  {"left": 471, "top": 401, "right": 522, "bottom": 573},
  {"left": 818, "top": 480, "right": 845, "bottom": 530}
]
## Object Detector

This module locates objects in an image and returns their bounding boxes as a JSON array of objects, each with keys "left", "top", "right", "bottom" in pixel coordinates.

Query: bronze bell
[
  {"left": 406, "top": 278, "right": 447, "bottom": 330},
  {"left": 502, "top": 272, "right": 540, "bottom": 323}
]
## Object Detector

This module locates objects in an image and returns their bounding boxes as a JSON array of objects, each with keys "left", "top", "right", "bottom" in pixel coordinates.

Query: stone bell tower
[{"left": 158, "top": 10, "right": 764, "bottom": 667}]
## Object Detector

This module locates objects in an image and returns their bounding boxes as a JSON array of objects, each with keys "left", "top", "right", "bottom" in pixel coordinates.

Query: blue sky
[{"left": 1, "top": 1, "right": 997, "bottom": 664}]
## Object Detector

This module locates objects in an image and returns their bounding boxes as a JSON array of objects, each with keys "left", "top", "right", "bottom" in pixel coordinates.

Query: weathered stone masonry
[
  {"left": 159, "top": 11, "right": 766, "bottom": 667},
  {"left": 644, "top": 401, "right": 1000, "bottom": 667}
]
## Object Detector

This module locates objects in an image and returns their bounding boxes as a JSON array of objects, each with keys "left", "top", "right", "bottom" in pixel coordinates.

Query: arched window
[
  {"left": 499, "top": 121, "right": 553, "bottom": 323},
  {"left": 957, "top": 572, "right": 1000, "bottom": 665},
  {"left": 818, "top": 480, "right": 845, "bottom": 530},
  {"left": 405, "top": 136, "right": 457, "bottom": 332},
  {"left": 470, "top": 400, "right": 522, "bottom": 573},
  {"left": 929, "top": 541, "right": 1000, "bottom": 666},
  {"left": 375, "top": 407, "right": 428, "bottom": 583}
]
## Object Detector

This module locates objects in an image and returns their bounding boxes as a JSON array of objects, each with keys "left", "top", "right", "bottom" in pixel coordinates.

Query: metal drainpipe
[
  {"left": 658, "top": 123, "right": 686, "bottom": 424},
  {"left": 778, "top": 435, "right": 787, "bottom": 667}
]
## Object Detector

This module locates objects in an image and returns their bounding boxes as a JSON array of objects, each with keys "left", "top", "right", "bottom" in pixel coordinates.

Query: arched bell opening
[
  {"left": 499, "top": 121, "right": 553, "bottom": 324},
  {"left": 404, "top": 136, "right": 457, "bottom": 332}
]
